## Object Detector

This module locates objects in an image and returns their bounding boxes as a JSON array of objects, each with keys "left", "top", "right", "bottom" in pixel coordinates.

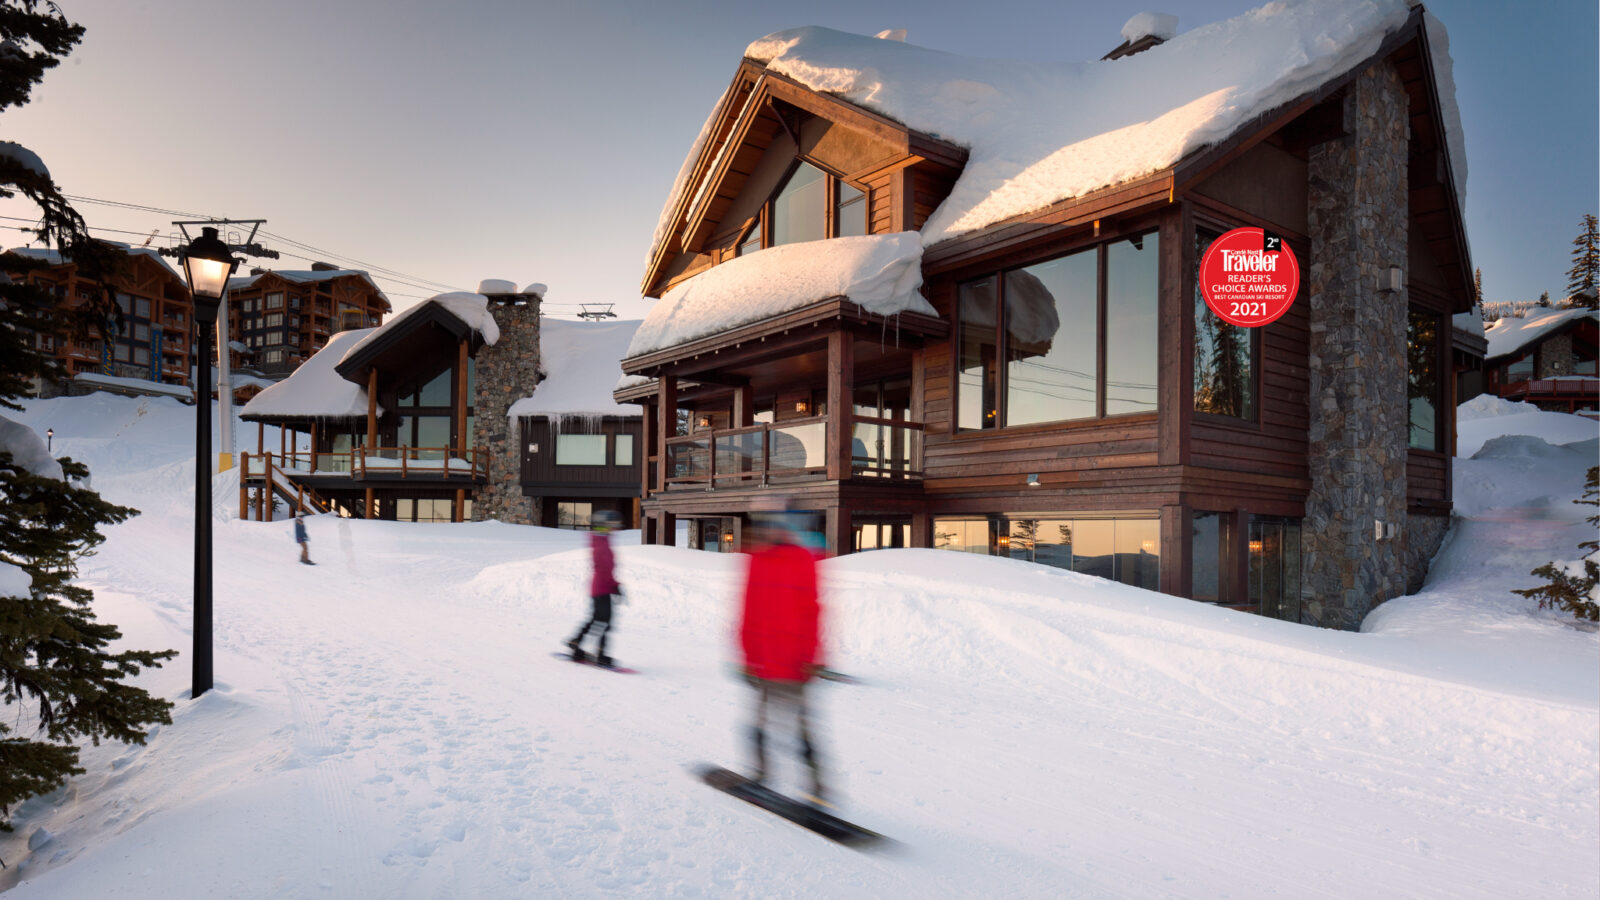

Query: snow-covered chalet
[{"left": 616, "top": 0, "right": 1476, "bottom": 629}]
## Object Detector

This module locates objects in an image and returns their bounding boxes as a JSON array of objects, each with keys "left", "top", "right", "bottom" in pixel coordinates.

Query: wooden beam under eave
[{"left": 826, "top": 331, "right": 854, "bottom": 481}]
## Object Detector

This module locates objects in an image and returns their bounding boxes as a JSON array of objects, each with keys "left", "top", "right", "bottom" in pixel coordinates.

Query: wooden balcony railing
[
  {"left": 242, "top": 446, "right": 490, "bottom": 481},
  {"left": 660, "top": 415, "right": 923, "bottom": 490}
]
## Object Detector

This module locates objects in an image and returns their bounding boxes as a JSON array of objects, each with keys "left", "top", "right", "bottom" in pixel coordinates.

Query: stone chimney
[{"left": 471, "top": 280, "right": 546, "bottom": 524}]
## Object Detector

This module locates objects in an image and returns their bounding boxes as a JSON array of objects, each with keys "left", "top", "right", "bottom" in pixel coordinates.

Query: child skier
[
  {"left": 738, "top": 511, "right": 827, "bottom": 804},
  {"left": 567, "top": 509, "right": 622, "bottom": 667},
  {"left": 294, "top": 511, "right": 314, "bottom": 565}
]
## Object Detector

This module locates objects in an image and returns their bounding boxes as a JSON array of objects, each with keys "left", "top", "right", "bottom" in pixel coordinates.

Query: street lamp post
[
  {"left": 180, "top": 226, "right": 238, "bottom": 699},
  {"left": 46, "top": 428, "right": 52, "bottom": 453}
]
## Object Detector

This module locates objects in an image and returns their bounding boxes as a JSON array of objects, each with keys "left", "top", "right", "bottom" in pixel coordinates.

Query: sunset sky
[{"left": 3, "top": 0, "right": 1594, "bottom": 319}]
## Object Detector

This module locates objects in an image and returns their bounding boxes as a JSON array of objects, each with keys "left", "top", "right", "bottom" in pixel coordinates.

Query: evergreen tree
[
  {"left": 1473, "top": 267, "right": 1483, "bottom": 307},
  {"left": 1513, "top": 467, "right": 1600, "bottom": 622},
  {"left": 0, "top": 0, "right": 173, "bottom": 835},
  {"left": 1567, "top": 214, "right": 1599, "bottom": 308},
  {"left": 1536, "top": 290, "right": 1551, "bottom": 308}
]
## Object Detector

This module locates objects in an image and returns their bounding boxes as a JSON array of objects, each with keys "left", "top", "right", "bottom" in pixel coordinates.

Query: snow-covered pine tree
[
  {"left": 0, "top": 0, "right": 174, "bottom": 835},
  {"left": 1566, "top": 214, "right": 1598, "bottom": 309},
  {"left": 1514, "top": 467, "right": 1600, "bottom": 622}
]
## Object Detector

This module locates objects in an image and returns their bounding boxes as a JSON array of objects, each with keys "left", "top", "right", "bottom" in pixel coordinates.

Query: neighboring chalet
[
  {"left": 618, "top": 0, "right": 1476, "bottom": 629},
  {"left": 238, "top": 282, "right": 642, "bottom": 527},
  {"left": 224, "top": 265, "right": 391, "bottom": 377},
  {"left": 5, "top": 242, "right": 196, "bottom": 395},
  {"left": 1482, "top": 307, "right": 1599, "bottom": 416}
]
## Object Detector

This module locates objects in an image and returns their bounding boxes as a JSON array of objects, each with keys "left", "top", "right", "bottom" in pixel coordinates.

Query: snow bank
[
  {"left": 340, "top": 292, "right": 500, "bottom": 366},
  {"left": 1457, "top": 396, "right": 1598, "bottom": 458},
  {"left": 626, "top": 233, "right": 928, "bottom": 358},
  {"left": 508, "top": 319, "right": 642, "bottom": 420},
  {"left": 241, "top": 329, "right": 376, "bottom": 420},
  {"left": 0, "top": 415, "right": 62, "bottom": 480},
  {"left": 1484, "top": 308, "right": 1598, "bottom": 360},
  {"left": 651, "top": 0, "right": 1454, "bottom": 263}
]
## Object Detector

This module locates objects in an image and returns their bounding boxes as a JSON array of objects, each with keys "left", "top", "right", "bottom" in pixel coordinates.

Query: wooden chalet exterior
[
  {"left": 225, "top": 265, "right": 391, "bottom": 377},
  {"left": 1483, "top": 309, "right": 1598, "bottom": 415},
  {"left": 238, "top": 300, "right": 490, "bottom": 522},
  {"left": 238, "top": 288, "right": 644, "bottom": 528},
  {"left": 4, "top": 244, "right": 196, "bottom": 394},
  {"left": 619, "top": 7, "right": 1476, "bottom": 629}
]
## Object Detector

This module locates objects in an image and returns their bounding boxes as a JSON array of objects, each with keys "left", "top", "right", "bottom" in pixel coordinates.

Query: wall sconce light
[
  {"left": 794, "top": 399, "right": 809, "bottom": 414},
  {"left": 1248, "top": 539, "right": 1264, "bottom": 553},
  {"left": 697, "top": 415, "right": 713, "bottom": 428},
  {"left": 997, "top": 534, "right": 1011, "bottom": 548},
  {"left": 722, "top": 530, "right": 734, "bottom": 543},
  {"left": 1379, "top": 265, "right": 1404, "bottom": 294},
  {"left": 1026, "top": 473, "right": 1040, "bottom": 487}
]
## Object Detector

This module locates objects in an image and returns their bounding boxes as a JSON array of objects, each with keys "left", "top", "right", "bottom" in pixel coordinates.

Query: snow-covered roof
[
  {"left": 508, "top": 319, "right": 643, "bottom": 420},
  {"left": 73, "top": 372, "right": 194, "bottom": 402},
  {"left": 1453, "top": 307, "right": 1485, "bottom": 339},
  {"left": 626, "top": 232, "right": 930, "bottom": 359},
  {"left": 1485, "top": 308, "right": 1598, "bottom": 360},
  {"left": 6, "top": 242, "right": 185, "bottom": 283},
  {"left": 339, "top": 292, "right": 500, "bottom": 366},
  {"left": 227, "top": 268, "right": 387, "bottom": 300},
  {"left": 651, "top": 0, "right": 1463, "bottom": 260},
  {"left": 241, "top": 328, "right": 378, "bottom": 420},
  {"left": 1122, "top": 12, "right": 1179, "bottom": 44}
]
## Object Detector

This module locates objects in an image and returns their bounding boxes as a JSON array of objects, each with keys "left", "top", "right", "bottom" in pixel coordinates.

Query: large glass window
[
  {"left": 1249, "top": 517, "right": 1302, "bottom": 621},
  {"left": 557, "top": 502, "right": 593, "bottom": 529},
  {"left": 837, "top": 181, "right": 867, "bottom": 237},
  {"left": 988, "top": 515, "right": 1159, "bottom": 588},
  {"left": 958, "top": 278, "right": 998, "bottom": 430},
  {"left": 1006, "top": 250, "right": 1097, "bottom": 425},
  {"left": 1191, "top": 511, "right": 1225, "bottom": 603},
  {"left": 1504, "top": 352, "right": 1533, "bottom": 381},
  {"left": 772, "top": 161, "right": 826, "bottom": 247},
  {"left": 1105, "top": 235, "right": 1160, "bottom": 415},
  {"left": 614, "top": 434, "right": 634, "bottom": 466},
  {"left": 1193, "top": 228, "right": 1258, "bottom": 420},
  {"left": 739, "top": 222, "right": 762, "bottom": 257},
  {"left": 556, "top": 434, "right": 607, "bottom": 465},
  {"left": 933, "top": 518, "right": 993, "bottom": 555},
  {"left": 958, "top": 230, "right": 1158, "bottom": 430},
  {"left": 1407, "top": 308, "right": 1441, "bottom": 451}
]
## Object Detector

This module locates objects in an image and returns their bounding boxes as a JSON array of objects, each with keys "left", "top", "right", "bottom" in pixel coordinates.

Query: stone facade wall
[
  {"left": 1302, "top": 61, "right": 1411, "bottom": 630},
  {"left": 1402, "top": 513, "right": 1452, "bottom": 594},
  {"left": 1536, "top": 333, "right": 1576, "bottom": 377},
  {"left": 472, "top": 293, "right": 542, "bottom": 524}
]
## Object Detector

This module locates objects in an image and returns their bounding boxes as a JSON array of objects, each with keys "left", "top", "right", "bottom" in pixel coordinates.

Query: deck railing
[
  {"left": 242, "top": 446, "right": 490, "bottom": 481},
  {"left": 661, "top": 416, "right": 922, "bottom": 490}
]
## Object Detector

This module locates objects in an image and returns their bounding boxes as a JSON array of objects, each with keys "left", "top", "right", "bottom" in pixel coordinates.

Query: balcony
[
  {"left": 662, "top": 415, "right": 922, "bottom": 489},
  {"left": 243, "top": 446, "right": 490, "bottom": 482}
]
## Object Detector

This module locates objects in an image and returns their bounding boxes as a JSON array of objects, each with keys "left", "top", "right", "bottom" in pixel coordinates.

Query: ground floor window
[
  {"left": 395, "top": 497, "right": 464, "bottom": 523},
  {"left": 1190, "top": 510, "right": 1301, "bottom": 620},
  {"left": 557, "top": 501, "right": 593, "bottom": 529},
  {"left": 933, "top": 514, "right": 1159, "bottom": 590},
  {"left": 854, "top": 516, "right": 910, "bottom": 551},
  {"left": 1249, "top": 516, "right": 1302, "bottom": 622}
]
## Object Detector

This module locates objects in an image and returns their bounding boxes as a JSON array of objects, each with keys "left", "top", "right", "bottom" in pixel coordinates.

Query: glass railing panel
[
  {"left": 767, "top": 420, "right": 826, "bottom": 476},
  {"left": 714, "top": 430, "right": 764, "bottom": 482},
  {"left": 667, "top": 438, "right": 711, "bottom": 482}
]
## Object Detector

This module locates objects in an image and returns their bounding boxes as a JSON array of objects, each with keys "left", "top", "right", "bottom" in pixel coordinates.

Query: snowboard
[
  {"left": 551, "top": 651, "right": 638, "bottom": 674},
  {"left": 695, "top": 764, "right": 887, "bottom": 849}
]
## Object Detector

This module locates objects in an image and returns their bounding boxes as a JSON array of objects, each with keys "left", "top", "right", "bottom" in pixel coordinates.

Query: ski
[
  {"left": 694, "top": 764, "right": 887, "bottom": 849},
  {"left": 550, "top": 651, "right": 638, "bottom": 674}
]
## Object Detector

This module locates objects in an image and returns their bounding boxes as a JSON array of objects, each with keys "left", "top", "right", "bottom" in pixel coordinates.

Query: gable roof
[
  {"left": 648, "top": 0, "right": 1468, "bottom": 280},
  {"left": 7, "top": 242, "right": 187, "bottom": 288},
  {"left": 335, "top": 292, "right": 500, "bottom": 382},
  {"left": 240, "top": 328, "right": 377, "bottom": 422}
]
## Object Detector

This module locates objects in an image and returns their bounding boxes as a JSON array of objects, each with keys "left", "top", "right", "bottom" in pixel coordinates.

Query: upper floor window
[
  {"left": 1504, "top": 352, "right": 1534, "bottom": 381},
  {"left": 744, "top": 160, "right": 872, "bottom": 256},
  {"left": 265, "top": 292, "right": 284, "bottom": 310},
  {"left": 1407, "top": 308, "right": 1441, "bottom": 451},
  {"left": 1193, "top": 227, "right": 1259, "bottom": 421},
  {"left": 772, "top": 161, "right": 827, "bottom": 247},
  {"left": 957, "top": 230, "right": 1159, "bottom": 430}
]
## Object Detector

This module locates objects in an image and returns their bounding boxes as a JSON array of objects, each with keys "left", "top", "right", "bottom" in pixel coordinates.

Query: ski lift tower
[{"left": 577, "top": 303, "right": 617, "bottom": 321}]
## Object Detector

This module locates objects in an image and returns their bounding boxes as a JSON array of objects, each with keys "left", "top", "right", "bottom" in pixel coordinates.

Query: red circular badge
[{"left": 1199, "top": 227, "right": 1300, "bottom": 327}]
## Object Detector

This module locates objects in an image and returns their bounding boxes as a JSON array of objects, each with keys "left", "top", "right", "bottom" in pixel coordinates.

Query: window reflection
[
  {"left": 1106, "top": 234, "right": 1159, "bottom": 415},
  {"left": 1193, "top": 229, "right": 1258, "bottom": 420},
  {"left": 772, "top": 162, "right": 826, "bottom": 246},
  {"left": 1407, "top": 309, "right": 1440, "bottom": 451},
  {"left": 1006, "top": 251, "right": 1096, "bottom": 425}
]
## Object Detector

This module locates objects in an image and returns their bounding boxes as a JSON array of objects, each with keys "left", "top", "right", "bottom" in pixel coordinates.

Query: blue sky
[{"left": 2, "top": 0, "right": 1594, "bottom": 320}]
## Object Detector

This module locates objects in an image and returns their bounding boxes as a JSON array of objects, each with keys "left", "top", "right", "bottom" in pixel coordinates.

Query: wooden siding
[
  {"left": 521, "top": 417, "right": 642, "bottom": 490},
  {"left": 1406, "top": 450, "right": 1449, "bottom": 511}
]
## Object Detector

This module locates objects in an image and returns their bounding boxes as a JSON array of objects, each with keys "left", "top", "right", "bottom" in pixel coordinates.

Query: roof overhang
[{"left": 334, "top": 302, "right": 483, "bottom": 384}]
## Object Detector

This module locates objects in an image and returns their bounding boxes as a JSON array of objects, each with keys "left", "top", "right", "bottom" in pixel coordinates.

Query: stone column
[
  {"left": 472, "top": 290, "right": 542, "bottom": 524},
  {"left": 1302, "top": 61, "right": 1410, "bottom": 629}
]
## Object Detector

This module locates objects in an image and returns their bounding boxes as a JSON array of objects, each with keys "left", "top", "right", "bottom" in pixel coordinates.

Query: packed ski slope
[{"left": 1, "top": 393, "right": 1596, "bottom": 898}]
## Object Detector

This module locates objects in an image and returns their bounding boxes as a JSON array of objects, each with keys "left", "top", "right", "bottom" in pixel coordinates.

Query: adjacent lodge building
[
  {"left": 1482, "top": 307, "right": 1599, "bottom": 416},
  {"left": 238, "top": 282, "right": 643, "bottom": 528},
  {"left": 617, "top": 2, "right": 1477, "bottom": 629}
]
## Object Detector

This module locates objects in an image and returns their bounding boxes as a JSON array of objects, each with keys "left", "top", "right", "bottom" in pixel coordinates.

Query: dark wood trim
[
  {"left": 827, "top": 329, "right": 854, "bottom": 480},
  {"left": 656, "top": 376, "right": 677, "bottom": 508},
  {"left": 365, "top": 368, "right": 378, "bottom": 449}
]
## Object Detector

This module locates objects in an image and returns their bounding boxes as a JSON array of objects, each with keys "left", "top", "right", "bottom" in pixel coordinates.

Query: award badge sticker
[{"left": 1199, "top": 227, "right": 1300, "bottom": 328}]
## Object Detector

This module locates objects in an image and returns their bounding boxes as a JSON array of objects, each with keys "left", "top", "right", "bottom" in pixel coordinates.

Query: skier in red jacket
[{"left": 738, "top": 511, "right": 827, "bottom": 803}]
